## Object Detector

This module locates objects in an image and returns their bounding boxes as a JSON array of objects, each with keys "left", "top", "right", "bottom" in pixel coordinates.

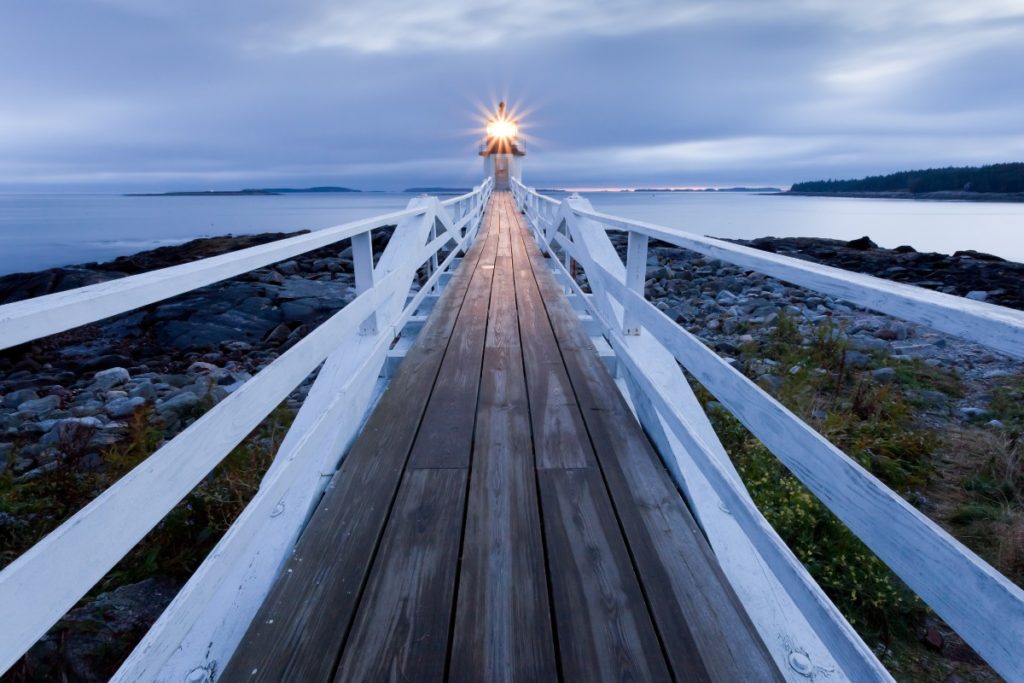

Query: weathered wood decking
[{"left": 223, "top": 193, "right": 781, "bottom": 682}]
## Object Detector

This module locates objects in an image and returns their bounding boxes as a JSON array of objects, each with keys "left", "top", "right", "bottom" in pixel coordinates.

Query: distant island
[
  {"left": 786, "top": 162, "right": 1024, "bottom": 202},
  {"left": 126, "top": 186, "right": 362, "bottom": 197},
  {"left": 403, "top": 187, "right": 473, "bottom": 193}
]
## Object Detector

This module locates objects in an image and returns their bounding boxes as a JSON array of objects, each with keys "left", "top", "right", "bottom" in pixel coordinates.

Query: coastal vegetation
[
  {"left": 1, "top": 230, "right": 1021, "bottom": 680},
  {"left": 790, "top": 162, "right": 1024, "bottom": 195}
]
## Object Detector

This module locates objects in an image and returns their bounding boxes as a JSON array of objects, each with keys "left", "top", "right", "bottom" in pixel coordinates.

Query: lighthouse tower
[{"left": 480, "top": 101, "right": 524, "bottom": 190}]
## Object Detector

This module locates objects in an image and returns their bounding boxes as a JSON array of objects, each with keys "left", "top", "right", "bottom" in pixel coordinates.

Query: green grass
[
  {"left": 1, "top": 403, "right": 295, "bottom": 589},
  {"left": 696, "top": 315, "right": 950, "bottom": 643}
]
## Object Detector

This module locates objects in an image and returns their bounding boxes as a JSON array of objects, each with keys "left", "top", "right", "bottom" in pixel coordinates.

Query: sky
[{"left": 2, "top": 0, "right": 1024, "bottom": 192}]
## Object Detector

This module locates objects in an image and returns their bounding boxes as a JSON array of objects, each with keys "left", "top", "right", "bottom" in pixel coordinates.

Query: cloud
[
  {"left": 273, "top": 0, "right": 716, "bottom": 53},
  {"left": 0, "top": 0, "right": 1022, "bottom": 190}
]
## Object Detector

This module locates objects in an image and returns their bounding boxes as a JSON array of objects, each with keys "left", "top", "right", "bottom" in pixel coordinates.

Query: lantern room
[{"left": 480, "top": 101, "right": 525, "bottom": 190}]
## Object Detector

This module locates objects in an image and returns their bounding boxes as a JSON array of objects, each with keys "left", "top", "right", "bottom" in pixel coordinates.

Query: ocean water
[
  {"left": 1, "top": 191, "right": 1023, "bottom": 276},
  {"left": 582, "top": 191, "right": 1024, "bottom": 262}
]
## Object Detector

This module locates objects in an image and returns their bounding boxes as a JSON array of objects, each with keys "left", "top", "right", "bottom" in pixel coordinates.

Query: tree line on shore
[{"left": 791, "top": 162, "right": 1024, "bottom": 194}]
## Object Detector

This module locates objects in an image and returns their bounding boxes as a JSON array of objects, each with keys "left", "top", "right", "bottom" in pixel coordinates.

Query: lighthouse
[{"left": 480, "top": 101, "right": 524, "bottom": 190}]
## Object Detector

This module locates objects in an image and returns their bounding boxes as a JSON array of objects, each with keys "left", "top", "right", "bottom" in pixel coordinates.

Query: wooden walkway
[{"left": 223, "top": 193, "right": 781, "bottom": 682}]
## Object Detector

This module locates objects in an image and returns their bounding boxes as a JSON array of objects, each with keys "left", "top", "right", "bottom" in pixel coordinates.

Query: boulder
[
  {"left": 157, "top": 391, "right": 201, "bottom": 418},
  {"left": 106, "top": 396, "right": 146, "bottom": 418},
  {"left": 94, "top": 367, "right": 131, "bottom": 390},
  {"left": 21, "top": 578, "right": 180, "bottom": 682},
  {"left": 845, "top": 236, "right": 877, "bottom": 250},
  {"left": 3, "top": 388, "right": 39, "bottom": 408},
  {"left": 16, "top": 394, "right": 62, "bottom": 415},
  {"left": 276, "top": 260, "right": 299, "bottom": 275}
]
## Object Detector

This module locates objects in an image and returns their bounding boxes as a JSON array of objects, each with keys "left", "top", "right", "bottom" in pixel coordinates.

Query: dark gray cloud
[{"left": 2, "top": 0, "right": 1023, "bottom": 191}]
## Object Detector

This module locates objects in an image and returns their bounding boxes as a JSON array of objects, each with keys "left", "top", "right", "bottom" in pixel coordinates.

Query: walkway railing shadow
[{"left": 512, "top": 177, "right": 1024, "bottom": 682}]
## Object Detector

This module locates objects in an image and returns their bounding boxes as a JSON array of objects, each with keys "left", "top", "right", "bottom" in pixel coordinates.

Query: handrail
[
  {"left": 0, "top": 178, "right": 492, "bottom": 675},
  {"left": 511, "top": 177, "right": 1024, "bottom": 682},
  {"left": 0, "top": 179, "right": 490, "bottom": 353}
]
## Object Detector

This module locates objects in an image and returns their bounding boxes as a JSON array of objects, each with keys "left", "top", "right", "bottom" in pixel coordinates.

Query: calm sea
[{"left": 1, "top": 191, "right": 1022, "bottom": 276}]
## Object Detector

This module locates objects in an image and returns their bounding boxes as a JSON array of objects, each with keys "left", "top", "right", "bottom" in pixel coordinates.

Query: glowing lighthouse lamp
[{"left": 480, "top": 101, "right": 525, "bottom": 190}]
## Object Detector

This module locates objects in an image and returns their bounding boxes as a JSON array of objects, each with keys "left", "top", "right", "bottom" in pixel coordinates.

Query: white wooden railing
[
  {"left": 511, "top": 177, "right": 1024, "bottom": 683},
  {"left": 0, "top": 179, "right": 492, "bottom": 679}
]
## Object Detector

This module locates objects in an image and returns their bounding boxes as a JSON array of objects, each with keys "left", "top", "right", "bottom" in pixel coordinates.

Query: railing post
[
  {"left": 351, "top": 231, "right": 378, "bottom": 335},
  {"left": 623, "top": 230, "right": 648, "bottom": 336}
]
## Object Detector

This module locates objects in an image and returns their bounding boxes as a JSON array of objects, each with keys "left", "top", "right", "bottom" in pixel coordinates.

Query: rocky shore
[
  {"left": 0, "top": 230, "right": 397, "bottom": 681},
  {"left": 1, "top": 230, "right": 1021, "bottom": 680},
  {"left": 620, "top": 233, "right": 1021, "bottom": 420}
]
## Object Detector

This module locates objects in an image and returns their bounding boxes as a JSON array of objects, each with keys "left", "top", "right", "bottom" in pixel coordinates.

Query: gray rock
[
  {"left": 280, "top": 298, "right": 322, "bottom": 323},
  {"left": 14, "top": 461, "right": 59, "bottom": 483},
  {"left": 259, "top": 269, "right": 285, "bottom": 285},
  {"left": 3, "top": 388, "right": 39, "bottom": 408},
  {"left": 71, "top": 399, "right": 105, "bottom": 417},
  {"left": 39, "top": 417, "right": 103, "bottom": 447},
  {"left": 94, "top": 366, "right": 131, "bottom": 390},
  {"left": 986, "top": 419, "right": 1005, "bottom": 429},
  {"left": 958, "top": 406, "right": 990, "bottom": 419},
  {"left": 16, "top": 394, "right": 62, "bottom": 415},
  {"left": 872, "top": 367, "right": 897, "bottom": 382},
  {"left": 848, "top": 334, "right": 888, "bottom": 352},
  {"left": 130, "top": 381, "right": 158, "bottom": 401},
  {"left": 106, "top": 396, "right": 146, "bottom": 418},
  {"left": 157, "top": 391, "right": 201, "bottom": 417},
  {"left": 965, "top": 290, "right": 988, "bottom": 302},
  {"left": 843, "top": 350, "right": 871, "bottom": 368},
  {"left": 22, "top": 577, "right": 181, "bottom": 682},
  {"left": 915, "top": 390, "right": 949, "bottom": 407},
  {"left": 276, "top": 260, "right": 299, "bottom": 275},
  {"left": 715, "top": 290, "right": 737, "bottom": 305}
]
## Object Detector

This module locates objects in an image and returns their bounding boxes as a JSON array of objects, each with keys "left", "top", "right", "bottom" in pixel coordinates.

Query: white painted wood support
[
  {"left": 623, "top": 231, "right": 648, "bottom": 335},
  {"left": 573, "top": 206, "right": 1024, "bottom": 361},
  {"left": 0, "top": 183, "right": 489, "bottom": 353},
  {"left": 511, "top": 178, "right": 1024, "bottom": 682},
  {"left": 557, "top": 194, "right": 869, "bottom": 681},
  {"left": 0, "top": 280, "right": 383, "bottom": 674},
  {"left": 115, "top": 331, "right": 389, "bottom": 683},
  {"left": 0, "top": 180, "right": 492, "bottom": 677},
  {"left": 114, "top": 191, "right": 487, "bottom": 681},
  {"left": 351, "top": 230, "right": 378, "bottom": 336}
]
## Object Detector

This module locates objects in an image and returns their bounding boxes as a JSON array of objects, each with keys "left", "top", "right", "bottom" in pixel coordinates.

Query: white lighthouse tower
[{"left": 480, "top": 101, "right": 525, "bottom": 190}]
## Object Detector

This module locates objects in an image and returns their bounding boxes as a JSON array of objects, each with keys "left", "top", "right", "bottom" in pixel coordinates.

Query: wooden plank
[
  {"left": 510, "top": 196, "right": 783, "bottom": 681},
  {"left": 538, "top": 467, "right": 672, "bottom": 683},
  {"left": 449, "top": 208, "right": 557, "bottom": 682},
  {"left": 220, "top": 204, "right": 497, "bottom": 682},
  {"left": 544, "top": 193, "right": 877, "bottom": 680},
  {"left": 450, "top": 349, "right": 556, "bottom": 683},
  {"left": 566, "top": 360, "right": 781, "bottom": 681},
  {"left": 507, "top": 198, "right": 593, "bottom": 470},
  {"left": 332, "top": 468, "right": 468, "bottom": 683},
  {"left": 406, "top": 217, "right": 498, "bottom": 469}
]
